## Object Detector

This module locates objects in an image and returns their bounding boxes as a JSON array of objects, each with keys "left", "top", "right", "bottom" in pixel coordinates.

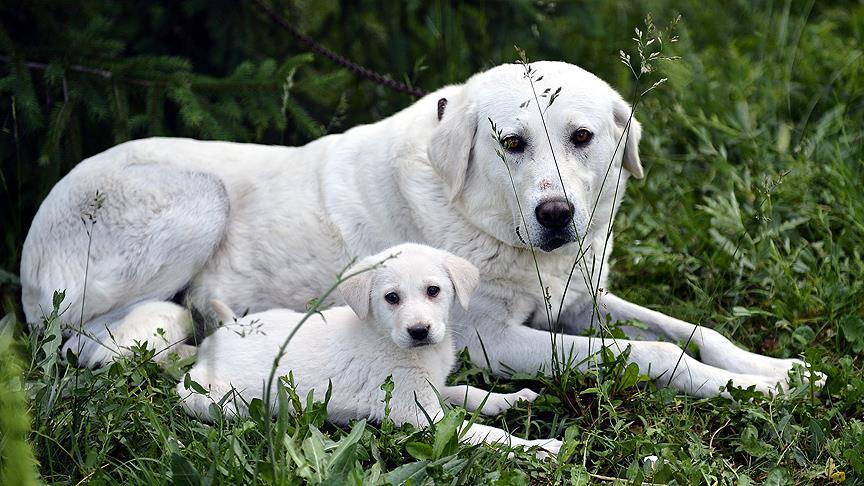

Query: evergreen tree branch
[
  {"left": 0, "top": 55, "right": 287, "bottom": 91},
  {"left": 248, "top": 0, "right": 428, "bottom": 98},
  {"left": 0, "top": 55, "right": 152, "bottom": 86}
]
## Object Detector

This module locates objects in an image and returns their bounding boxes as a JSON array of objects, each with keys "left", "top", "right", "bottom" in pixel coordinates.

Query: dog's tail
[{"left": 210, "top": 300, "right": 236, "bottom": 324}]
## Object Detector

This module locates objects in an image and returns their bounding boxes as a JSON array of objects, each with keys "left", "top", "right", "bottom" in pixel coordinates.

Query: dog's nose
[
  {"left": 535, "top": 199, "right": 573, "bottom": 229},
  {"left": 407, "top": 324, "right": 430, "bottom": 341}
]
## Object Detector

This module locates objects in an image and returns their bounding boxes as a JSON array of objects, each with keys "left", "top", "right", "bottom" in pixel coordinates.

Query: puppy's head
[
  {"left": 338, "top": 243, "right": 480, "bottom": 349},
  {"left": 427, "top": 61, "right": 643, "bottom": 253}
]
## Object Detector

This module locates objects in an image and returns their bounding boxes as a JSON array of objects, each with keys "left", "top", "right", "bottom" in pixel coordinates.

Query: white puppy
[{"left": 177, "top": 244, "right": 561, "bottom": 458}]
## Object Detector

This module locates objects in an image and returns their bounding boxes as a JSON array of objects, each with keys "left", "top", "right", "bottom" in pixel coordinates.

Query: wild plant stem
[{"left": 70, "top": 203, "right": 97, "bottom": 464}]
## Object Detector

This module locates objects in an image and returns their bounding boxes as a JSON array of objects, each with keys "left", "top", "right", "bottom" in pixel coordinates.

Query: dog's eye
[
  {"left": 384, "top": 292, "right": 400, "bottom": 305},
  {"left": 426, "top": 286, "right": 440, "bottom": 298},
  {"left": 501, "top": 135, "right": 526, "bottom": 153},
  {"left": 571, "top": 128, "right": 593, "bottom": 146}
]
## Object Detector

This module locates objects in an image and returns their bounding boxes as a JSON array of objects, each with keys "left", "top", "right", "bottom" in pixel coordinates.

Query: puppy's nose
[
  {"left": 535, "top": 199, "right": 573, "bottom": 229},
  {"left": 407, "top": 324, "right": 430, "bottom": 341}
]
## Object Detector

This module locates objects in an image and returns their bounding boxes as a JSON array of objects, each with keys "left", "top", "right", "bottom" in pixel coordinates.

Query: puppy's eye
[
  {"left": 501, "top": 135, "right": 526, "bottom": 153},
  {"left": 426, "top": 286, "right": 440, "bottom": 298},
  {"left": 571, "top": 128, "right": 593, "bottom": 146},
  {"left": 384, "top": 292, "right": 400, "bottom": 305}
]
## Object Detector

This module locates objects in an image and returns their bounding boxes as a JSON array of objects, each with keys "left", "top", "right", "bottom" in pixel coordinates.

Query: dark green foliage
[{"left": 2, "top": 0, "right": 863, "bottom": 484}]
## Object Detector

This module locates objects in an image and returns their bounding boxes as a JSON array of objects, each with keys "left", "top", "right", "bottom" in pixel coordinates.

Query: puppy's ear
[
  {"left": 210, "top": 300, "right": 235, "bottom": 323},
  {"left": 339, "top": 266, "right": 374, "bottom": 320},
  {"left": 444, "top": 254, "right": 480, "bottom": 310},
  {"left": 427, "top": 95, "right": 478, "bottom": 201},
  {"left": 614, "top": 99, "right": 644, "bottom": 179}
]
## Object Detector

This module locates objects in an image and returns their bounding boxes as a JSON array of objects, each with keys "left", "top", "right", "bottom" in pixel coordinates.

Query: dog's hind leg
[
  {"left": 61, "top": 301, "right": 196, "bottom": 366},
  {"left": 21, "top": 160, "right": 230, "bottom": 367}
]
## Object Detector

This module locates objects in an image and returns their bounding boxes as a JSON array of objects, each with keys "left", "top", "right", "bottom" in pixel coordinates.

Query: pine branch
[
  {"left": 0, "top": 55, "right": 287, "bottom": 91},
  {"left": 0, "top": 55, "right": 152, "bottom": 86},
  {"left": 248, "top": 0, "right": 428, "bottom": 97}
]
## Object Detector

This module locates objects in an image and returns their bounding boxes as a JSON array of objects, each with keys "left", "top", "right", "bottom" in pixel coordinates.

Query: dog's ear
[
  {"left": 339, "top": 265, "right": 374, "bottom": 320},
  {"left": 427, "top": 95, "right": 478, "bottom": 201},
  {"left": 444, "top": 254, "right": 480, "bottom": 310},
  {"left": 614, "top": 99, "right": 644, "bottom": 179}
]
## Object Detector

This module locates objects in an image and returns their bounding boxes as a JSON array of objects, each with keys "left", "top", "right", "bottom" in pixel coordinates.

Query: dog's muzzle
[
  {"left": 535, "top": 198, "right": 574, "bottom": 230},
  {"left": 535, "top": 198, "right": 576, "bottom": 251},
  {"left": 537, "top": 233, "right": 578, "bottom": 252}
]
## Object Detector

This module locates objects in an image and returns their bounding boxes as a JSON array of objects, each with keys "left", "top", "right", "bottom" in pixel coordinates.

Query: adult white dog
[
  {"left": 22, "top": 61, "right": 812, "bottom": 397},
  {"left": 178, "top": 243, "right": 561, "bottom": 458}
]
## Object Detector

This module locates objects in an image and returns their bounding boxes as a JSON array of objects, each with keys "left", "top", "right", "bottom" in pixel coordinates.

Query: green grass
[{"left": 2, "top": 0, "right": 863, "bottom": 484}]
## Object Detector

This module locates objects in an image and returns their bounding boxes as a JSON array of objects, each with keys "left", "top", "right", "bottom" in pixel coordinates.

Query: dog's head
[
  {"left": 427, "top": 61, "right": 643, "bottom": 253},
  {"left": 338, "top": 243, "right": 479, "bottom": 349}
]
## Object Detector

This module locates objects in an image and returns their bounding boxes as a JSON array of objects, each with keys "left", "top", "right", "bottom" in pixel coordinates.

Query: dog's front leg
[
  {"left": 442, "top": 385, "right": 539, "bottom": 416},
  {"left": 469, "top": 323, "right": 784, "bottom": 398},
  {"left": 596, "top": 292, "right": 816, "bottom": 382}
]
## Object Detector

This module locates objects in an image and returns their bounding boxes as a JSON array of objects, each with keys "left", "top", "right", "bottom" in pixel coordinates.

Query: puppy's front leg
[
  {"left": 394, "top": 394, "right": 559, "bottom": 460},
  {"left": 443, "top": 385, "right": 538, "bottom": 416},
  {"left": 458, "top": 421, "right": 561, "bottom": 460}
]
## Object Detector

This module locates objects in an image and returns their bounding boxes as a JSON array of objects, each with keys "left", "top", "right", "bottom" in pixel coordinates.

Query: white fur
[
  {"left": 178, "top": 244, "right": 560, "bottom": 458},
  {"left": 22, "top": 61, "right": 818, "bottom": 395}
]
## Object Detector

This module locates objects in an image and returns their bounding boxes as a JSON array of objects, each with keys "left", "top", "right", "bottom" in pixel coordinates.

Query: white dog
[
  {"left": 177, "top": 244, "right": 561, "bottom": 457},
  {"left": 22, "top": 61, "right": 815, "bottom": 397}
]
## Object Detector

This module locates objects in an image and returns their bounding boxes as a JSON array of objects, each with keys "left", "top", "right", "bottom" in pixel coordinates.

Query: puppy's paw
[
  {"left": 786, "top": 361, "right": 826, "bottom": 388},
  {"left": 506, "top": 388, "right": 540, "bottom": 406},
  {"left": 720, "top": 374, "right": 786, "bottom": 400},
  {"left": 754, "top": 357, "right": 826, "bottom": 389},
  {"left": 481, "top": 388, "right": 540, "bottom": 415},
  {"left": 505, "top": 438, "right": 562, "bottom": 461},
  {"left": 527, "top": 438, "right": 562, "bottom": 461},
  {"left": 480, "top": 396, "right": 515, "bottom": 416},
  {"left": 756, "top": 359, "right": 826, "bottom": 394},
  {"left": 760, "top": 376, "right": 790, "bottom": 395}
]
